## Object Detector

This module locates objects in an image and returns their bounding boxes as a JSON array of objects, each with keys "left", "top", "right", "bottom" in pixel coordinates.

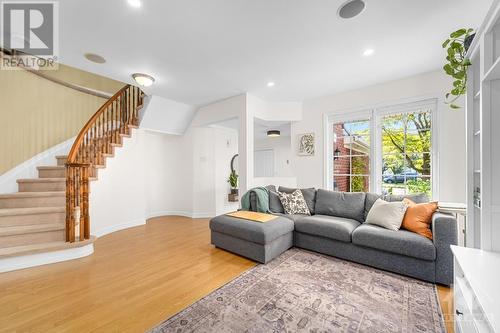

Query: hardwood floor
[{"left": 0, "top": 216, "right": 454, "bottom": 332}]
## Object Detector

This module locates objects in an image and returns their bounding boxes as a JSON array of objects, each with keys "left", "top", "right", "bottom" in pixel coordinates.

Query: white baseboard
[
  {"left": 92, "top": 218, "right": 147, "bottom": 238},
  {"left": 0, "top": 243, "right": 94, "bottom": 273},
  {"left": 0, "top": 137, "right": 75, "bottom": 194},
  {"left": 147, "top": 211, "right": 215, "bottom": 219}
]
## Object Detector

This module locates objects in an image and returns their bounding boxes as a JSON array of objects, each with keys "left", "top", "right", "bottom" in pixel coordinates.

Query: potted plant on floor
[{"left": 228, "top": 170, "right": 239, "bottom": 201}]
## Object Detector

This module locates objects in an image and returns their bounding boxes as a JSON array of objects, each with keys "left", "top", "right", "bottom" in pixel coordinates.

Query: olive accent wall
[{"left": 0, "top": 64, "right": 124, "bottom": 175}]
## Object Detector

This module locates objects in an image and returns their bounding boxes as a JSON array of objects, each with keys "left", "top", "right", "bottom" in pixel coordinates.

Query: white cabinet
[
  {"left": 466, "top": 0, "right": 500, "bottom": 251},
  {"left": 452, "top": 246, "right": 499, "bottom": 333}
]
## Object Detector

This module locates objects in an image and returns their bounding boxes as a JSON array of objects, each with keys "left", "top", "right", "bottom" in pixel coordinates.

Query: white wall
[
  {"left": 254, "top": 136, "right": 294, "bottom": 178},
  {"left": 140, "top": 95, "right": 197, "bottom": 135},
  {"left": 291, "top": 70, "right": 466, "bottom": 203}
]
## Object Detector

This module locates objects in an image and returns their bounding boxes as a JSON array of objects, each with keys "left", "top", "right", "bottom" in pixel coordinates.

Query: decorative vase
[
  {"left": 231, "top": 188, "right": 239, "bottom": 195},
  {"left": 464, "top": 33, "right": 476, "bottom": 52}
]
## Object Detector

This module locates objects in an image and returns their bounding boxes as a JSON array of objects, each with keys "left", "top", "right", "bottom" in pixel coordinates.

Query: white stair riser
[
  {"left": 56, "top": 157, "right": 67, "bottom": 166},
  {"left": 0, "top": 229, "right": 65, "bottom": 248},
  {"left": 18, "top": 181, "right": 66, "bottom": 192},
  {"left": 38, "top": 169, "right": 65, "bottom": 178},
  {"left": 0, "top": 212, "right": 65, "bottom": 227},
  {"left": 0, "top": 196, "right": 65, "bottom": 209}
]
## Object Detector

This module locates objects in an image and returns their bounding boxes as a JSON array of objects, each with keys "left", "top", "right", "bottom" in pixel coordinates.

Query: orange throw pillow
[{"left": 401, "top": 198, "right": 438, "bottom": 240}]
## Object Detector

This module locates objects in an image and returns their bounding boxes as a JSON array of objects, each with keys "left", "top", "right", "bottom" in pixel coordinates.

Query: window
[
  {"left": 332, "top": 118, "right": 371, "bottom": 192},
  {"left": 380, "top": 109, "right": 432, "bottom": 197},
  {"left": 327, "top": 99, "right": 437, "bottom": 198}
]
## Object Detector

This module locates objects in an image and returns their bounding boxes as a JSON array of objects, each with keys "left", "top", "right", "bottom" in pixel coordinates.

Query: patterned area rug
[{"left": 150, "top": 248, "right": 445, "bottom": 333}]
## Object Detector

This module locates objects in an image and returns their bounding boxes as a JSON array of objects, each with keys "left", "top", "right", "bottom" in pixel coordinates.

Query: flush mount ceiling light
[
  {"left": 127, "top": 0, "right": 142, "bottom": 8},
  {"left": 84, "top": 53, "right": 106, "bottom": 64},
  {"left": 363, "top": 48, "right": 374, "bottom": 56},
  {"left": 267, "top": 130, "right": 281, "bottom": 137},
  {"left": 132, "top": 73, "right": 155, "bottom": 87},
  {"left": 338, "top": 0, "right": 365, "bottom": 19},
  {"left": 267, "top": 81, "right": 275, "bottom": 87}
]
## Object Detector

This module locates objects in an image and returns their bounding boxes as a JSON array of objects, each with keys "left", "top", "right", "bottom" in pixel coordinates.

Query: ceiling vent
[{"left": 338, "top": 0, "right": 365, "bottom": 19}]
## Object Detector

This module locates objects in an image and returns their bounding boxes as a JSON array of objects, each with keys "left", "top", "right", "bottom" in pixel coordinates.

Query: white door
[{"left": 254, "top": 149, "right": 274, "bottom": 177}]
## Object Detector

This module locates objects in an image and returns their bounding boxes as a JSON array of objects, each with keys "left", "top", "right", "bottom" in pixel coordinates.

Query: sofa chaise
[{"left": 210, "top": 186, "right": 457, "bottom": 285}]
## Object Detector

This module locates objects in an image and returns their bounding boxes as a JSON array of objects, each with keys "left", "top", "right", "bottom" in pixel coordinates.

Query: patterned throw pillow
[{"left": 278, "top": 189, "right": 311, "bottom": 215}]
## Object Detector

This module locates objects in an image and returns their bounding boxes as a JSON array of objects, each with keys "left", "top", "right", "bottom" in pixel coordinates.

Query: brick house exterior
[{"left": 333, "top": 124, "right": 370, "bottom": 192}]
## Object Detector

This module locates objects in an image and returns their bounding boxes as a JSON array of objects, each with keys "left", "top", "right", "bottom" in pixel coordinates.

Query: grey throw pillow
[
  {"left": 315, "top": 189, "right": 366, "bottom": 222},
  {"left": 363, "top": 192, "right": 429, "bottom": 221},
  {"left": 269, "top": 190, "right": 285, "bottom": 213},
  {"left": 278, "top": 186, "right": 317, "bottom": 215},
  {"left": 278, "top": 190, "right": 311, "bottom": 215},
  {"left": 384, "top": 193, "right": 429, "bottom": 204}
]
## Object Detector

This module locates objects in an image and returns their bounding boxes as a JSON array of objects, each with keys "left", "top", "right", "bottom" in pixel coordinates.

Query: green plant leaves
[
  {"left": 443, "top": 27, "right": 474, "bottom": 109},
  {"left": 450, "top": 29, "right": 467, "bottom": 38}
]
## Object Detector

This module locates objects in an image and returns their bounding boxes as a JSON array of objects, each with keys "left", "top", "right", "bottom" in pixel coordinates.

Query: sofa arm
[{"left": 432, "top": 212, "right": 458, "bottom": 285}]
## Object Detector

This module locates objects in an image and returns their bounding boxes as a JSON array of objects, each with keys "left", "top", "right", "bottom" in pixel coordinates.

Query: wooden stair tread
[
  {"left": 0, "top": 191, "right": 65, "bottom": 199},
  {"left": 17, "top": 178, "right": 65, "bottom": 183},
  {"left": 37, "top": 166, "right": 65, "bottom": 170},
  {"left": 0, "top": 206, "right": 65, "bottom": 217},
  {"left": 0, "top": 223, "right": 64, "bottom": 236},
  {"left": 0, "top": 236, "right": 96, "bottom": 259}
]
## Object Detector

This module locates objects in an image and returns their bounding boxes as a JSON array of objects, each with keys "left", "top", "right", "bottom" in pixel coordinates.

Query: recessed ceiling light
[
  {"left": 127, "top": 0, "right": 142, "bottom": 8},
  {"left": 84, "top": 53, "right": 106, "bottom": 64},
  {"left": 363, "top": 49, "right": 374, "bottom": 56},
  {"left": 267, "top": 130, "right": 280, "bottom": 137},
  {"left": 338, "top": 0, "right": 365, "bottom": 19},
  {"left": 132, "top": 73, "right": 155, "bottom": 87},
  {"left": 267, "top": 81, "right": 275, "bottom": 87}
]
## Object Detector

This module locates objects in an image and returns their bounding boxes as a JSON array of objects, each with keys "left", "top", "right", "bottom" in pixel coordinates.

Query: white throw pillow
[
  {"left": 278, "top": 189, "right": 311, "bottom": 215},
  {"left": 365, "top": 198, "right": 407, "bottom": 230}
]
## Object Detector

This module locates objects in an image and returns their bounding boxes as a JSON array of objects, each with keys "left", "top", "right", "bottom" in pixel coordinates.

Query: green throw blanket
[{"left": 241, "top": 187, "right": 270, "bottom": 213}]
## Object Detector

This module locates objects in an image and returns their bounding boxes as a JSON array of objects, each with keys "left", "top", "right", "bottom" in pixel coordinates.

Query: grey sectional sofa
[{"left": 210, "top": 186, "right": 458, "bottom": 285}]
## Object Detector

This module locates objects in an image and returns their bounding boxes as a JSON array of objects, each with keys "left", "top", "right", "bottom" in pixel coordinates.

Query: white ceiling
[
  {"left": 58, "top": 0, "right": 492, "bottom": 106},
  {"left": 254, "top": 119, "right": 291, "bottom": 140}
]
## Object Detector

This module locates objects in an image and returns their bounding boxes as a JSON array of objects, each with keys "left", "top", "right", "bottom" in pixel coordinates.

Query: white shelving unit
[{"left": 466, "top": 0, "right": 500, "bottom": 251}]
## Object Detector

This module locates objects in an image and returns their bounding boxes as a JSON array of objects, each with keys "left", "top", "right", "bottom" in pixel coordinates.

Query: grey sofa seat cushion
[
  {"left": 272, "top": 213, "right": 305, "bottom": 223},
  {"left": 352, "top": 224, "right": 436, "bottom": 261},
  {"left": 315, "top": 189, "right": 366, "bottom": 222},
  {"left": 294, "top": 215, "right": 360, "bottom": 243},
  {"left": 364, "top": 192, "right": 429, "bottom": 220},
  {"left": 278, "top": 186, "right": 317, "bottom": 214},
  {"left": 210, "top": 215, "right": 294, "bottom": 245}
]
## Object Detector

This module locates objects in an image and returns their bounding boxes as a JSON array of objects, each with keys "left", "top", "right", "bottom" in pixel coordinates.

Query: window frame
[{"left": 324, "top": 98, "right": 439, "bottom": 199}]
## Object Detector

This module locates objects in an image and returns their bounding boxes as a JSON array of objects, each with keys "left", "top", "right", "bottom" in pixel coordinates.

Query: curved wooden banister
[{"left": 65, "top": 85, "right": 144, "bottom": 242}]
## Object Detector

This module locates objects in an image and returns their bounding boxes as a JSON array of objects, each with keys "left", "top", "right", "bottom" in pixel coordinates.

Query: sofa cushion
[
  {"left": 278, "top": 186, "right": 317, "bottom": 215},
  {"left": 278, "top": 189, "right": 311, "bottom": 215},
  {"left": 364, "top": 193, "right": 429, "bottom": 220},
  {"left": 352, "top": 224, "right": 436, "bottom": 261},
  {"left": 249, "top": 185, "right": 277, "bottom": 212},
  {"left": 364, "top": 193, "right": 382, "bottom": 220},
  {"left": 365, "top": 198, "right": 407, "bottom": 231},
  {"left": 272, "top": 213, "right": 304, "bottom": 223},
  {"left": 210, "top": 215, "right": 294, "bottom": 245},
  {"left": 294, "top": 214, "right": 360, "bottom": 243},
  {"left": 269, "top": 189, "right": 285, "bottom": 213},
  {"left": 315, "top": 189, "right": 366, "bottom": 222},
  {"left": 385, "top": 193, "right": 429, "bottom": 204}
]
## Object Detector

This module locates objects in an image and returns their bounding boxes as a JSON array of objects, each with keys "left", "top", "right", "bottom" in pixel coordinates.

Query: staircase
[{"left": 0, "top": 85, "right": 144, "bottom": 263}]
